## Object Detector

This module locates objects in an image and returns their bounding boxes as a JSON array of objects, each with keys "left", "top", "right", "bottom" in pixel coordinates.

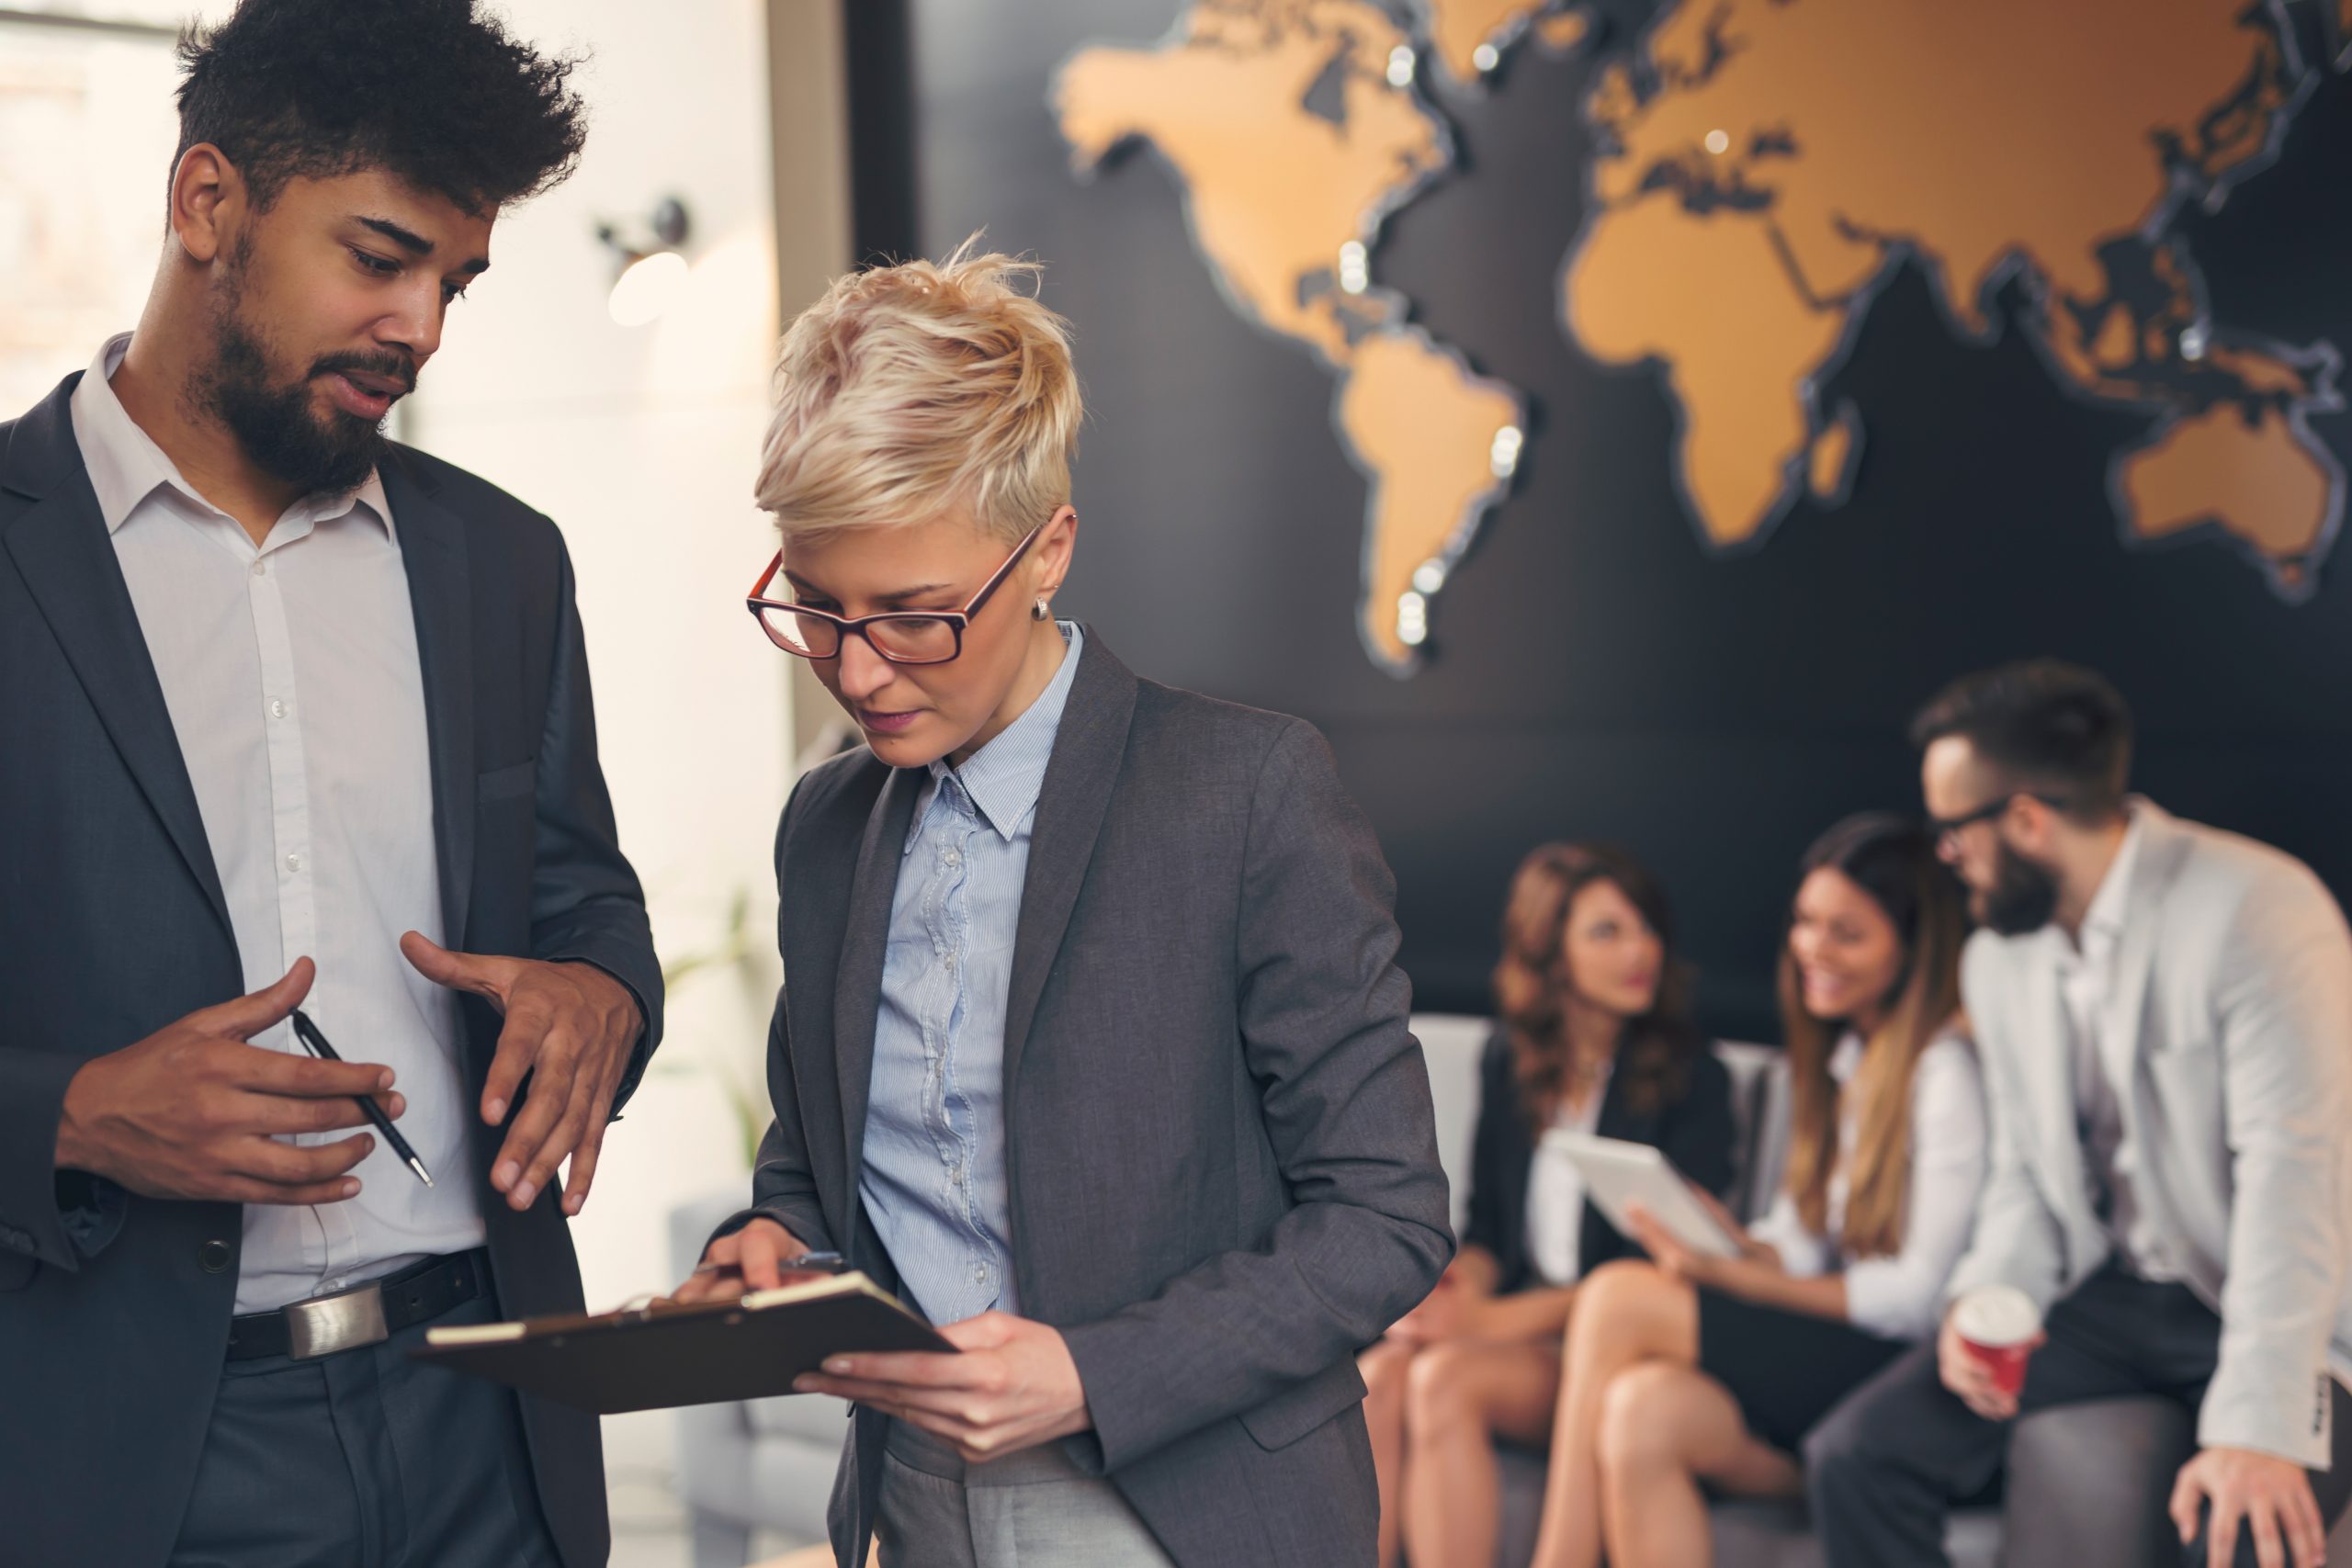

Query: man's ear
[
  {"left": 2005, "top": 793, "right": 2059, "bottom": 858},
  {"left": 167, "top": 143, "right": 243, "bottom": 265}
]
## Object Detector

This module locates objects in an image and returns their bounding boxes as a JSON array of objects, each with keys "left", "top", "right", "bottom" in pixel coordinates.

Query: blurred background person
[
  {"left": 1363, "top": 843, "right": 1736, "bottom": 1568},
  {"left": 1527, "top": 813, "right": 1983, "bottom": 1568},
  {"left": 1808, "top": 662, "right": 2352, "bottom": 1568}
]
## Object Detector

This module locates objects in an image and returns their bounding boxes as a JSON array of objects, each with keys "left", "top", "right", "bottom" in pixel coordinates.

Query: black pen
[{"left": 288, "top": 1009, "right": 435, "bottom": 1188}]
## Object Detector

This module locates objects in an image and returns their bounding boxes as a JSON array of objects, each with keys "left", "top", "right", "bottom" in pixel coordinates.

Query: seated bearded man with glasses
[
  {"left": 1804, "top": 660, "right": 2352, "bottom": 1568},
  {"left": 671, "top": 241, "right": 1453, "bottom": 1568}
]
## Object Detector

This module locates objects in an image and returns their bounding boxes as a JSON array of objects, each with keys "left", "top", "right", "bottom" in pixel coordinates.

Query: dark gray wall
[{"left": 853, "top": 0, "right": 2352, "bottom": 1038}]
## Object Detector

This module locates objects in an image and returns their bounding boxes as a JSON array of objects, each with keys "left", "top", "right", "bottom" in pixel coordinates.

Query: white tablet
[{"left": 1546, "top": 1132, "right": 1746, "bottom": 1259}]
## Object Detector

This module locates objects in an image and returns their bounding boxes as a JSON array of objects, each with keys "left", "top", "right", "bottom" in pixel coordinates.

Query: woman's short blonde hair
[{"left": 754, "top": 238, "right": 1081, "bottom": 545}]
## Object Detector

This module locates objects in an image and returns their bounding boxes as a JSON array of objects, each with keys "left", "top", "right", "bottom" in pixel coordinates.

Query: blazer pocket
[
  {"left": 475, "top": 759, "right": 537, "bottom": 806},
  {"left": 1238, "top": 1358, "right": 1368, "bottom": 1452}
]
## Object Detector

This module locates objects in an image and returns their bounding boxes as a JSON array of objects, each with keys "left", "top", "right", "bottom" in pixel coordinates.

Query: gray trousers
[
  {"left": 1806, "top": 1267, "right": 2352, "bottom": 1568},
  {"left": 168, "top": 1288, "right": 564, "bottom": 1568},
  {"left": 874, "top": 1417, "right": 1175, "bottom": 1568}
]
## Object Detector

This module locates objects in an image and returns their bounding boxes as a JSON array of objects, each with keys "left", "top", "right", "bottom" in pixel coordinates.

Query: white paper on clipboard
[{"left": 1547, "top": 1131, "right": 1745, "bottom": 1259}]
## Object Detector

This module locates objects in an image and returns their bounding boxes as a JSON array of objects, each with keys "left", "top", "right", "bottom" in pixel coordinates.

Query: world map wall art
[{"left": 1053, "top": 0, "right": 2352, "bottom": 676}]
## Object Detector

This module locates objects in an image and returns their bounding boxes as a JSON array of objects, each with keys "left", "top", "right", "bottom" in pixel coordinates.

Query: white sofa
[{"left": 669, "top": 1014, "right": 2343, "bottom": 1567}]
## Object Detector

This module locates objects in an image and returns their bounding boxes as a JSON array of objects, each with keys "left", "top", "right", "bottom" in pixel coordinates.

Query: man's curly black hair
[{"left": 173, "top": 0, "right": 588, "bottom": 216}]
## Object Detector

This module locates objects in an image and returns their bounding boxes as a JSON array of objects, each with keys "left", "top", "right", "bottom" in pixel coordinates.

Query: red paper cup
[{"left": 1951, "top": 1284, "right": 2041, "bottom": 1398}]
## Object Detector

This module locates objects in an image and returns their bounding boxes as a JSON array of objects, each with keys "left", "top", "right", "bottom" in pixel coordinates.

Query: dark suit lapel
[
  {"left": 835, "top": 766, "right": 921, "bottom": 1202},
  {"left": 380, "top": 450, "right": 477, "bottom": 950},
  {"left": 1591, "top": 1073, "right": 1645, "bottom": 1143},
  {"left": 0, "top": 377, "right": 234, "bottom": 949},
  {"left": 1001, "top": 634, "right": 1138, "bottom": 1096}
]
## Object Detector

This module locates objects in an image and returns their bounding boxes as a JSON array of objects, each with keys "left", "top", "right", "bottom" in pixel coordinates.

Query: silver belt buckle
[{"left": 285, "top": 1281, "right": 391, "bottom": 1359}]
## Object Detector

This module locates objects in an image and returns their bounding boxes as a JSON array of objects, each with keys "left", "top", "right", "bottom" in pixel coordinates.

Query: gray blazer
[
  {"left": 1947, "top": 801, "right": 2352, "bottom": 1466},
  {"left": 728, "top": 632, "right": 1453, "bottom": 1568},
  {"left": 0, "top": 374, "right": 664, "bottom": 1568}
]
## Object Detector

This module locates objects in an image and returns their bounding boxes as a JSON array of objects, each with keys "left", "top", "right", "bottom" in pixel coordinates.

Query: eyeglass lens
[{"left": 758, "top": 607, "right": 960, "bottom": 664}]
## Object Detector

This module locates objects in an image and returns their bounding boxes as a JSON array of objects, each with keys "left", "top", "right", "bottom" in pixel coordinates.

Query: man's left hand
[
  {"left": 794, "top": 1312, "right": 1092, "bottom": 1464},
  {"left": 2170, "top": 1445, "right": 2326, "bottom": 1568},
  {"left": 401, "top": 931, "right": 640, "bottom": 1215}
]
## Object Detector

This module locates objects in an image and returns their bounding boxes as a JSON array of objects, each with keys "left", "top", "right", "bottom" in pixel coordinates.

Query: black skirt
[{"left": 1694, "top": 1287, "right": 1910, "bottom": 1454}]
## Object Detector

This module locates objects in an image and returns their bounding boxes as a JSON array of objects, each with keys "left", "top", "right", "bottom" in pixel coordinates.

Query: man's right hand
[
  {"left": 1937, "top": 1308, "right": 2040, "bottom": 1421},
  {"left": 53, "top": 959, "right": 404, "bottom": 1206},
  {"left": 673, "top": 1217, "right": 813, "bottom": 1304}
]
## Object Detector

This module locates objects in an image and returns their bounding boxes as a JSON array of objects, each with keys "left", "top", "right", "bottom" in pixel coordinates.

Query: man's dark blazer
[
  {"left": 1461, "top": 1029, "right": 1737, "bottom": 1294},
  {"left": 725, "top": 632, "right": 1454, "bottom": 1568},
  {"left": 0, "top": 373, "right": 663, "bottom": 1568}
]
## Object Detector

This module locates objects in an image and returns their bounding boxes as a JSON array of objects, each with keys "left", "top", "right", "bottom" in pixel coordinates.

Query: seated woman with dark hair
[
  {"left": 1360, "top": 843, "right": 1737, "bottom": 1568},
  {"left": 1527, "top": 814, "right": 1988, "bottom": 1568}
]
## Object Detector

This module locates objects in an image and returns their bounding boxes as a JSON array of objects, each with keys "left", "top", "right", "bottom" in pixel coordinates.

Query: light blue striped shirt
[{"left": 860, "top": 623, "right": 1083, "bottom": 1325}]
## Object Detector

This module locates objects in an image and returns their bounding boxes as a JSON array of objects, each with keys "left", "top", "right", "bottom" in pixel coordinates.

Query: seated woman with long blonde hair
[
  {"left": 1526, "top": 812, "right": 1987, "bottom": 1568},
  {"left": 1361, "top": 843, "right": 1737, "bottom": 1568}
]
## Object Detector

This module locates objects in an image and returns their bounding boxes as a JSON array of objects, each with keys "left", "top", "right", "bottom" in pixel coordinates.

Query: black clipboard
[{"left": 410, "top": 1272, "right": 954, "bottom": 1414}]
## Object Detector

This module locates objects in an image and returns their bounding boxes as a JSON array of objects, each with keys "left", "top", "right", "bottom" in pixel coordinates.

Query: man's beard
[
  {"left": 1975, "top": 840, "right": 2061, "bottom": 936},
  {"left": 192, "top": 242, "right": 408, "bottom": 496}
]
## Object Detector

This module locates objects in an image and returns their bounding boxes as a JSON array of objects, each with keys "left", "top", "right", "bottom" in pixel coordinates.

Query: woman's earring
[{"left": 1033, "top": 596, "right": 1052, "bottom": 622}]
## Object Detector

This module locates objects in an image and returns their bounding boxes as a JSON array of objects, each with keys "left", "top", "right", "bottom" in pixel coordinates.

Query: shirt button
[
  {"left": 285, "top": 852, "right": 302, "bottom": 873},
  {"left": 270, "top": 699, "right": 288, "bottom": 719},
  {"left": 250, "top": 560, "right": 267, "bottom": 578}
]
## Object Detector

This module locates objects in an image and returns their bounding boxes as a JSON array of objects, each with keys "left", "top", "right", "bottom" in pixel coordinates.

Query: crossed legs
[
  {"left": 1361, "top": 1340, "right": 1415, "bottom": 1568},
  {"left": 1360, "top": 1336, "right": 1563, "bottom": 1568},
  {"left": 1528, "top": 1261, "right": 1799, "bottom": 1568}
]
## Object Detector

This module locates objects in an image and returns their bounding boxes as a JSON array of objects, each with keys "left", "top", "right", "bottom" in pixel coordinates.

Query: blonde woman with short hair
[{"left": 673, "top": 243, "right": 1453, "bottom": 1568}]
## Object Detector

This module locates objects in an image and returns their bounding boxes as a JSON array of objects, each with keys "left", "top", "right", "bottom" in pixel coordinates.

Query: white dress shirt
[
  {"left": 1525, "top": 1063, "right": 1612, "bottom": 1286},
  {"left": 2050, "top": 810, "right": 2174, "bottom": 1279},
  {"left": 70, "top": 334, "right": 482, "bottom": 1314},
  {"left": 1750, "top": 1029, "right": 1989, "bottom": 1340}
]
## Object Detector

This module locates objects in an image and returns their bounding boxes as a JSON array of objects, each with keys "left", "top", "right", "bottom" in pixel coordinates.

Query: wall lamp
[{"left": 596, "top": 197, "right": 692, "bottom": 327}]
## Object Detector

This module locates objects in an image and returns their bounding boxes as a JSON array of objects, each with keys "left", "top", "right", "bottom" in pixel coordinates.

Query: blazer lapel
[
  {"left": 1001, "top": 633, "right": 1138, "bottom": 1097},
  {"left": 835, "top": 766, "right": 921, "bottom": 1203},
  {"left": 2100, "top": 807, "right": 2183, "bottom": 1104},
  {"left": 380, "top": 451, "right": 477, "bottom": 951},
  {"left": 2018, "top": 950, "right": 2092, "bottom": 1226},
  {"left": 0, "top": 377, "right": 234, "bottom": 950}
]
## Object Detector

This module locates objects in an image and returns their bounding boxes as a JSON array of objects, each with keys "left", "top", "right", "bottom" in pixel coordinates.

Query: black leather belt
[{"left": 225, "top": 1248, "right": 489, "bottom": 1362}]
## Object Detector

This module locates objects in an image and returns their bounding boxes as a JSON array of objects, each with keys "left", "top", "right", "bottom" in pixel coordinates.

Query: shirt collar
[
  {"left": 70, "top": 333, "right": 392, "bottom": 541},
  {"left": 1829, "top": 1032, "right": 1865, "bottom": 1086},
  {"left": 2077, "top": 805, "right": 2145, "bottom": 953},
  {"left": 910, "top": 622, "right": 1085, "bottom": 846}
]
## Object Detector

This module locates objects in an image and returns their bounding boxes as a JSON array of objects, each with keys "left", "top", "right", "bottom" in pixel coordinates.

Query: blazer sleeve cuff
[
  {"left": 55, "top": 1171, "right": 128, "bottom": 1258},
  {"left": 2199, "top": 1359, "right": 2337, "bottom": 1470},
  {"left": 706, "top": 1202, "right": 836, "bottom": 1259},
  {"left": 1942, "top": 1247, "right": 2063, "bottom": 1320},
  {"left": 1061, "top": 1315, "right": 1210, "bottom": 1472},
  {"left": 1064, "top": 1318, "right": 1372, "bottom": 1476},
  {"left": 0, "top": 1048, "right": 105, "bottom": 1271},
  {"left": 540, "top": 943, "right": 663, "bottom": 1109},
  {"left": 1842, "top": 1257, "right": 1940, "bottom": 1343}
]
